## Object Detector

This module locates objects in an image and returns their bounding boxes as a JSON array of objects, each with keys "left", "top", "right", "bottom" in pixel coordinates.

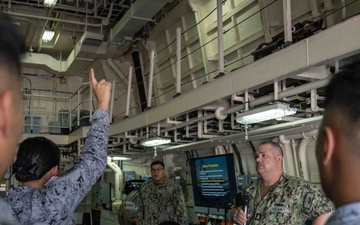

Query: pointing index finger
[{"left": 89, "top": 68, "right": 97, "bottom": 87}]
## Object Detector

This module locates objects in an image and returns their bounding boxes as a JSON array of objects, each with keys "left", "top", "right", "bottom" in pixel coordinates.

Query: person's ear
[
  {"left": 0, "top": 91, "right": 13, "bottom": 138},
  {"left": 322, "top": 126, "right": 335, "bottom": 165},
  {"left": 50, "top": 165, "right": 59, "bottom": 176}
]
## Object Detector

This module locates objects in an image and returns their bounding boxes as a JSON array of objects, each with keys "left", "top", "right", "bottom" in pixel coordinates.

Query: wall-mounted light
[
  {"left": 44, "top": 0, "right": 57, "bottom": 8},
  {"left": 42, "top": 29, "right": 55, "bottom": 43},
  {"left": 112, "top": 156, "right": 132, "bottom": 161},
  {"left": 140, "top": 137, "right": 171, "bottom": 147},
  {"left": 236, "top": 103, "right": 297, "bottom": 125}
]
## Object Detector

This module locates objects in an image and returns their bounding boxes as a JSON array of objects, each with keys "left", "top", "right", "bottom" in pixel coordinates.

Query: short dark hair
[
  {"left": 0, "top": 11, "right": 26, "bottom": 75},
  {"left": 258, "top": 141, "right": 283, "bottom": 156},
  {"left": 151, "top": 160, "right": 164, "bottom": 168},
  {"left": 324, "top": 61, "right": 360, "bottom": 122},
  {"left": 13, "top": 137, "right": 61, "bottom": 182}
]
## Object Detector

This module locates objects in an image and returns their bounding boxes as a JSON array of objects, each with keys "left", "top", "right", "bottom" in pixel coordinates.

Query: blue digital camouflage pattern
[
  {"left": 6, "top": 109, "right": 109, "bottom": 225},
  {"left": 237, "top": 173, "right": 334, "bottom": 225},
  {"left": 0, "top": 198, "right": 18, "bottom": 225},
  {"left": 137, "top": 177, "right": 187, "bottom": 225},
  {"left": 325, "top": 202, "right": 360, "bottom": 225}
]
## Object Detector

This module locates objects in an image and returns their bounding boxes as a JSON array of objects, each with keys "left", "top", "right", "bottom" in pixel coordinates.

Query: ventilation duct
[
  {"left": 22, "top": 31, "right": 111, "bottom": 75},
  {"left": 81, "top": 31, "right": 104, "bottom": 46},
  {"left": 110, "top": 0, "right": 171, "bottom": 43}
]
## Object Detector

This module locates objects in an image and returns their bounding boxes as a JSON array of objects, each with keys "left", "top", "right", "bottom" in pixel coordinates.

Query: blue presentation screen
[{"left": 189, "top": 154, "right": 237, "bottom": 209}]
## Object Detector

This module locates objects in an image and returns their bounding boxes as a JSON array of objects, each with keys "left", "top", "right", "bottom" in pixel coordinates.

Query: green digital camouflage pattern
[
  {"left": 137, "top": 177, "right": 187, "bottom": 225},
  {"left": 238, "top": 174, "right": 334, "bottom": 225}
]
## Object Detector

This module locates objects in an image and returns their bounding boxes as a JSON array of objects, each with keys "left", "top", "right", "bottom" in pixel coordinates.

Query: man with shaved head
[
  {"left": 0, "top": 11, "right": 26, "bottom": 225},
  {"left": 232, "top": 141, "right": 334, "bottom": 225},
  {"left": 316, "top": 60, "right": 360, "bottom": 225}
]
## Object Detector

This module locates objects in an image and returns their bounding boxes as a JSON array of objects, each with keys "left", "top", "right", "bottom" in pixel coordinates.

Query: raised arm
[{"left": 47, "top": 69, "right": 112, "bottom": 214}]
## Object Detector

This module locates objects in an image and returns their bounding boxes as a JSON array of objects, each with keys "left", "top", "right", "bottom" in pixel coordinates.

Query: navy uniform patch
[
  {"left": 272, "top": 202, "right": 290, "bottom": 213},
  {"left": 304, "top": 193, "right": 315, "bottom": 210}
]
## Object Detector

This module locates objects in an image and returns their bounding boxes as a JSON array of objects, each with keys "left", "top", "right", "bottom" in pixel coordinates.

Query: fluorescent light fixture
[
  {"left": 236, "top": 103, "right": 297, "bottom": 124},
  {"left": 112, "top": 156, "right": 132, "bottom": 161},
  {"left": 44, "top": 0, "right": 57, "bottom": 7},
  {"left": 42, "top": 29, "right": 55, "bottom": 42},
  {"left": 140, "top": 137, "right": 171, "bottom": 147}
]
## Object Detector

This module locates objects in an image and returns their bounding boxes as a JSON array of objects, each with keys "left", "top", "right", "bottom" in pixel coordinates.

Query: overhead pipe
[
  {"left": 216, "top": 0, "right": 225, "bottom": 78},
  {"left": 309, "top": 0, "right": 321, "bottom": 19},
  {"left": 277, "top": 135, "right": 291, "bottom": 174},
  {"left": 122, "top": 75, "right": 329, "bottom": 147},
  {"left": 109, "top": 80, "right": 116, "bottom": 123},
  {"left": 35, "top": 69, "right": 57, "bottom": 119},
  {"left": 147, "top": 50, "right": 155, "bottom": 108},
  {"left": 161, "top": 112, "right": 215, "bottom": 133},
  {"left": 341, "top": 0, "right": 347, "bottom": 20},
  {"left": 323, "top": 0, "right": 335, "bottom": 28},
  {"left": 106, "top": 157, "right": 123, "bottom": 201},
  {"left": 155, "top": 78, "right": 329, "bottom": 139},
  {"left": 8, "top": 12, "right": 103, "bottom": 27},
  {"left": 232, "top": 144, "right": 245, "bottom": 175},
  {"left": 102, "top": 0, "right": 115, "bottom": 26},
  {"left": 185, "top": 114, "right": 190, "bottom": 138},
  {"left": 274, "top": 79, "right": 279, "bottom": 100},
  {"left": 278, "top": 129, "right": 319, "bottom": 181},
  {"left": 221, "top": 77, "right": 330, "bottom": 116},
  {"left": 291, "top": 139, "right": 300, "bottom": 177},
  {"left": 140, "top": 117, "right": 322, "bottom": 156},
  {"left": 125, "top": 66, "right": 133, "bottom": 117},
  {"left": 279, "top": 130, "right": 318, "bottom": 177},
  {"left": 299, "top": 138, "right": 312, "bottom": 181},
  {"left": 283, "top": 0, "right": 292, "bottom": 45},
  {"left": 74, "top": 89, "right": 80, "bottom": 127},
  {"left": 7, "top": 0, "right": 97, "bottom": 14},
  {"left": 118, "top": 0, "right": 129, "bottom": 8},
  {"left": 175, "top": 27, "right": 182, "bottom": 96},
  {"left": 121, "top": 72, "right": 329, "bottom": 148},
  {"left": 310, "top": 89, "right": 319, "bottom": 111},
  {"left": 244, "top": 91, "right": 249, "bottom": 111}
]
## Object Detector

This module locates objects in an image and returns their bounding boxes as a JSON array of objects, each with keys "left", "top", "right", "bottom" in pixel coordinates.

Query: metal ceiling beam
[{"left": 109, "top": 14, "right": 360, "bottom": 136}]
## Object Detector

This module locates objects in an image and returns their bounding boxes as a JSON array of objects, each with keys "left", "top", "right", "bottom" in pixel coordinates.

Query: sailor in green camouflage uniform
[
  {"left": 232, "top": 142, "right": 334, "bottom": 225},
  {"left": 238, "top": 173, "right": 334, "bottom": 224},
  {"left": 137, "top": 161, "right": 187, "bottom": 225}
]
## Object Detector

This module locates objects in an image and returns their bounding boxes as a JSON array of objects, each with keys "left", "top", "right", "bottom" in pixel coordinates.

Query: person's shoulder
[
  {"left": 139, "top": 179, "right": 152, "bottom": 188},
  {"left": 0, "top": 198, "right": 18, "bottom": 225},
  {"left": 6, "top": 186, "right": 33, "bottom": 199},
  {"left": 163, "top": 178, "right": 182, "bottom": 190},
  {"left": 245, "top": 177, "right": 260, "bottom": 189},
  {"left": 283, "top": 174, "right": 320, "bottom": 190},
  {"left": 283, "top": 173, "right": 307, "bottom": 183}
]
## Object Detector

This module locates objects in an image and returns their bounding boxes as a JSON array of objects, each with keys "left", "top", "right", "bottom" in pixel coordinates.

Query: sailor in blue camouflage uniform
[
  {"left": 0, "top": 200, "right": 17, "bottom": 225},
  {"left": 232, "top": 142, "right": 334, "bottom": 225},
  {"left": 316, "top": 61, "right": 360, "bottom": 225},
  {"left": 5, "top": 69, "right": 111, "bottom": 225},
  {"left": 137, "top": 160, "right": 187, "bottom": 225},
  {"left": 0, "top": 10, "right": 26, "bottom": 225}
]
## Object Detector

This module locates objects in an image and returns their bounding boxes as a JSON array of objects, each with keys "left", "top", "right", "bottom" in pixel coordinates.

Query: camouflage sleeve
[
  {"left": 173, "top": 184, "right": 187, "bottom": 225},
  {"left": 45, "top": 108, "right": 109, "bottom": 213},
  {"left": 301, "top": 182, "right": 334, "bottom": 219},
  {"left": 0, "top": 199, "right": 18, "bottom": 225},
  {"left": 137, "top": 184, "right": 144, "bottom": 225}
]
